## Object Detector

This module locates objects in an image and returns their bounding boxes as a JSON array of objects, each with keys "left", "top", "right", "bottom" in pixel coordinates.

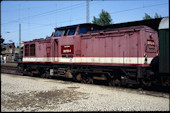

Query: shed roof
[{"left": 158, "top": 17, "right": 169, "bottom": 30}]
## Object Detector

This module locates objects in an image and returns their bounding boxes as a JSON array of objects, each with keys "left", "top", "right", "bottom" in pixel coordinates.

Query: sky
[{"left": 1, "top": 0, "right": 169, "bottom": 46}]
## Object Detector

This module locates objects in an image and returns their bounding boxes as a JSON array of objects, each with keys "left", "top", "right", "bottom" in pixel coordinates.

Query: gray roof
[{"left": 158, "top": 17, "right": 169, "bottom": 30}]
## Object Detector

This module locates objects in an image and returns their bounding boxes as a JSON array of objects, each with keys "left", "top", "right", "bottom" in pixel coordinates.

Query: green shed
[{"left": 158, "top": 17, "right": 169, "bottom": 74}]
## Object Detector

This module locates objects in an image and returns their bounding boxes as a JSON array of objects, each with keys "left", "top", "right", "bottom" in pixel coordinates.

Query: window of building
[
  {"left": 25, "top": 44, "right": 29, "bottom": 56},
  {"left": 30, "top": 44, "right": 35, "bottom": 56}
]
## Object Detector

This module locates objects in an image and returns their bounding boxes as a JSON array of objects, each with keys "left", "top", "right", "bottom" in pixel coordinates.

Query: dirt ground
[{"left": 1, "top": 73, "right": 169, "bottom": 111}]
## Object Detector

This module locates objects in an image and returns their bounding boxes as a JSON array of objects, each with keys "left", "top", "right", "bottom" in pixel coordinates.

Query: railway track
[
  {"left": 1, "top": 63, "right": 169, "bottom": 95},
  {"left": 1, "top": 65, "right": 22, "bottom": 75}
]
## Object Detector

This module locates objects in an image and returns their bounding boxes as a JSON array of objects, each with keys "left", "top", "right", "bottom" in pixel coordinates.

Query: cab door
[{"left": 54, "top": 39, "right": 58, "bottom": 62}]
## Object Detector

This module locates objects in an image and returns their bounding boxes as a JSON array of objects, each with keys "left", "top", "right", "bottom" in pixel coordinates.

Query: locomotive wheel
[
  {"left": 44, "top": 72, "right": 51, "bottom": 79},
  {"left": 40, "top": 73, "right": 46, "bottom": 78},
  {"left": 72, "top": 73, "right": 82, "bottom": 82},
  {"left": 108, "top": 79, "right": 120, "bottom": 87},
  {"left": 22, "top": 70, "right": 27, "bottom": 76},
  {"left": 40, "top": 68, "right": 51, "bottom": 79},
  {"left": 81, "top": 75, "right": 93, "bottom": 84},
  {"left": 108, "top": 79, "right": 115, "bottom": 86},
  {"left": 30, "top": 72, "right": 34, "bottom": 77},
  {"left": 141, "top": 79, "right": 151, "bottom": 88}
]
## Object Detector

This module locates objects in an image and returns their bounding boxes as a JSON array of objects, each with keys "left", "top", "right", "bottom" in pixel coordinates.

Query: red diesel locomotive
[{"left": 18, "top": 21, "right": 161, "bottom": 87}]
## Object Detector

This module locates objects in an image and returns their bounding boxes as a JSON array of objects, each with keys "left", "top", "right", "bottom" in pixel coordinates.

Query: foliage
[
  {"left": 0, "top": 35, "right": 6, "bottom": 54},
  {"left": 143, "top": 13, "right": 162, "bottom": 20},
  {"left": 92, "top": 9, "right": 112, "bottom": 26},
  {"left": 143, "top": 13, "right": 153, "bottom": 20},
  {"left": 154, "top": 12, "right": 162, "bottom": 18}
]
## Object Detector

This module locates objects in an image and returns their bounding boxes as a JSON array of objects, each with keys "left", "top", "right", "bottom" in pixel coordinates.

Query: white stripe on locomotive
[{"left": 23, "top": 57, "right": 153, "bottom": 64}]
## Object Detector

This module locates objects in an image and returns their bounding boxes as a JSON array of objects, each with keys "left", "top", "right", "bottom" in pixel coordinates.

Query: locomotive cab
[
  {"left": 52, "top": 23, "right": 102, "bottom": 59},
  {"left": 53, "top": 23, "right": 101, "bottom": 38}
]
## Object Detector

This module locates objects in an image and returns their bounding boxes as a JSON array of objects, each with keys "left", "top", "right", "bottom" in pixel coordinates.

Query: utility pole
[
  {"left": 86, "top": 0, "right": 89, "bottom": 23},
  {"left": 19, "top": 24, "right": 21, "bottom": 62}
]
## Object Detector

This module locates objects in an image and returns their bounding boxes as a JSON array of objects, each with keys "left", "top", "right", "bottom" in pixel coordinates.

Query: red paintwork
[
  {"left": 23, "top": 38, "right": 52, "bottom": 57},
  {"left": 23, "top": 25, "right": 159, "bottom": 67},
  {"left": 61, "top": 45, "right": 74, "bottom": 54},
  {"left": 77, "top": 26, "right": 158, "bottom": 58}
]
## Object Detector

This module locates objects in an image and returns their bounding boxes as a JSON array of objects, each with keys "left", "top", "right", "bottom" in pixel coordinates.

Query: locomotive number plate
[
  {"left": 61, "top": 45, "right": 74, "bottom": 54},
  {"left": 147, "top": 39, "right": 155, "bottom": 45}
]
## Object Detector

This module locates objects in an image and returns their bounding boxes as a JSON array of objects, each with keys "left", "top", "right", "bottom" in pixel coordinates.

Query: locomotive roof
[
  {"left": 54, "top": 23, "right": 101, "bottom": 30},
  {"left": 104, "top": 17, "right": 163, "bottom": 32},
  {"left": 23, "top": 37, "right": 51, "bottom": 44},
  {"left": 54, "top": 18, "right": 163, "bottom": 32}
]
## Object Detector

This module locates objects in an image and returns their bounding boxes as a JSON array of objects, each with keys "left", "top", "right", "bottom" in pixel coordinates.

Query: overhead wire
[
  {"left": 109, "top": 2, "right": 168, "bottom": 15},
  {"left": 1, "top": 2, "right": 168, "bottom": 35},
  {"left": 2, "top": 2, "right": 85, "bottom": 25},
  {"left": 2, "top": 1, "right": 103, "bottom": 25},
  {"left": 1, "top": 17, "right": 86, "bottom": 35}
]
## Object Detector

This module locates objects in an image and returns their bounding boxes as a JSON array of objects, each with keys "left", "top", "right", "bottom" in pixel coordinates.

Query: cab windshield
[
  {"left": 54, "top": 30, "right": 63, "bottom": 37},
  {"left": 67, "top": 27, "right": 76, "bottom": 36},
  {"left": 78, "top": 26, "right": 88, "bottom": 34},
  {"left": 78, "top": 26, "right": 97, "bottom": 35}
]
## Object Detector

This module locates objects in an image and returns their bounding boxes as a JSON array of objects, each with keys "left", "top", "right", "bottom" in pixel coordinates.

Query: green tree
[
  {"left": 0, "top": 35, "right": 6, "bottom": 55},
  {"left": 154, "top": 12, "right": 162, "bottom": 18},
  {"left": 143, "top": 13, "right": 162, "bottom": 20},
  {"left": 92, "top": 9, "right": 112, "bottom": 26},
  {"left": 92, "top": 17, "right": 99, "bottom": 25},
  {"left": 143, "top": 13, "right": 153, "bottom": 20}
]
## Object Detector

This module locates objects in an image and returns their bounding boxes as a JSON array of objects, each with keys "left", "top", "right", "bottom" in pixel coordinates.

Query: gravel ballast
[{"left": 1, "top": 73, "right": 169, "bottom": 111}]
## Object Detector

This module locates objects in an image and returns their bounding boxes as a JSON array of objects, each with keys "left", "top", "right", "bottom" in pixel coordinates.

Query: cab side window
[
  {"left": 67, "top": 27, "right": 76, "bottom": 36},
  {"left": 54, "top": 30, "right": 63, "bottom": 37},
  {"left": 30, "top": 44, "right": 35, "bottom": 56},
  {"left": 25, "top": 44, "right": 29, "bottom": 56},
  {"left": 24, "top": 44, "right": 36, "bottom": 56},
  {"left": 78, "top": 26, "right": 88, "bottom": 34}
]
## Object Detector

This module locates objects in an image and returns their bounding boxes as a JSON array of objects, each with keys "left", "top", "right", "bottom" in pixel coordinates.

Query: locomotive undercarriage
[{"left": 17, "top": 63, "right": 166, "bottom": 88}]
